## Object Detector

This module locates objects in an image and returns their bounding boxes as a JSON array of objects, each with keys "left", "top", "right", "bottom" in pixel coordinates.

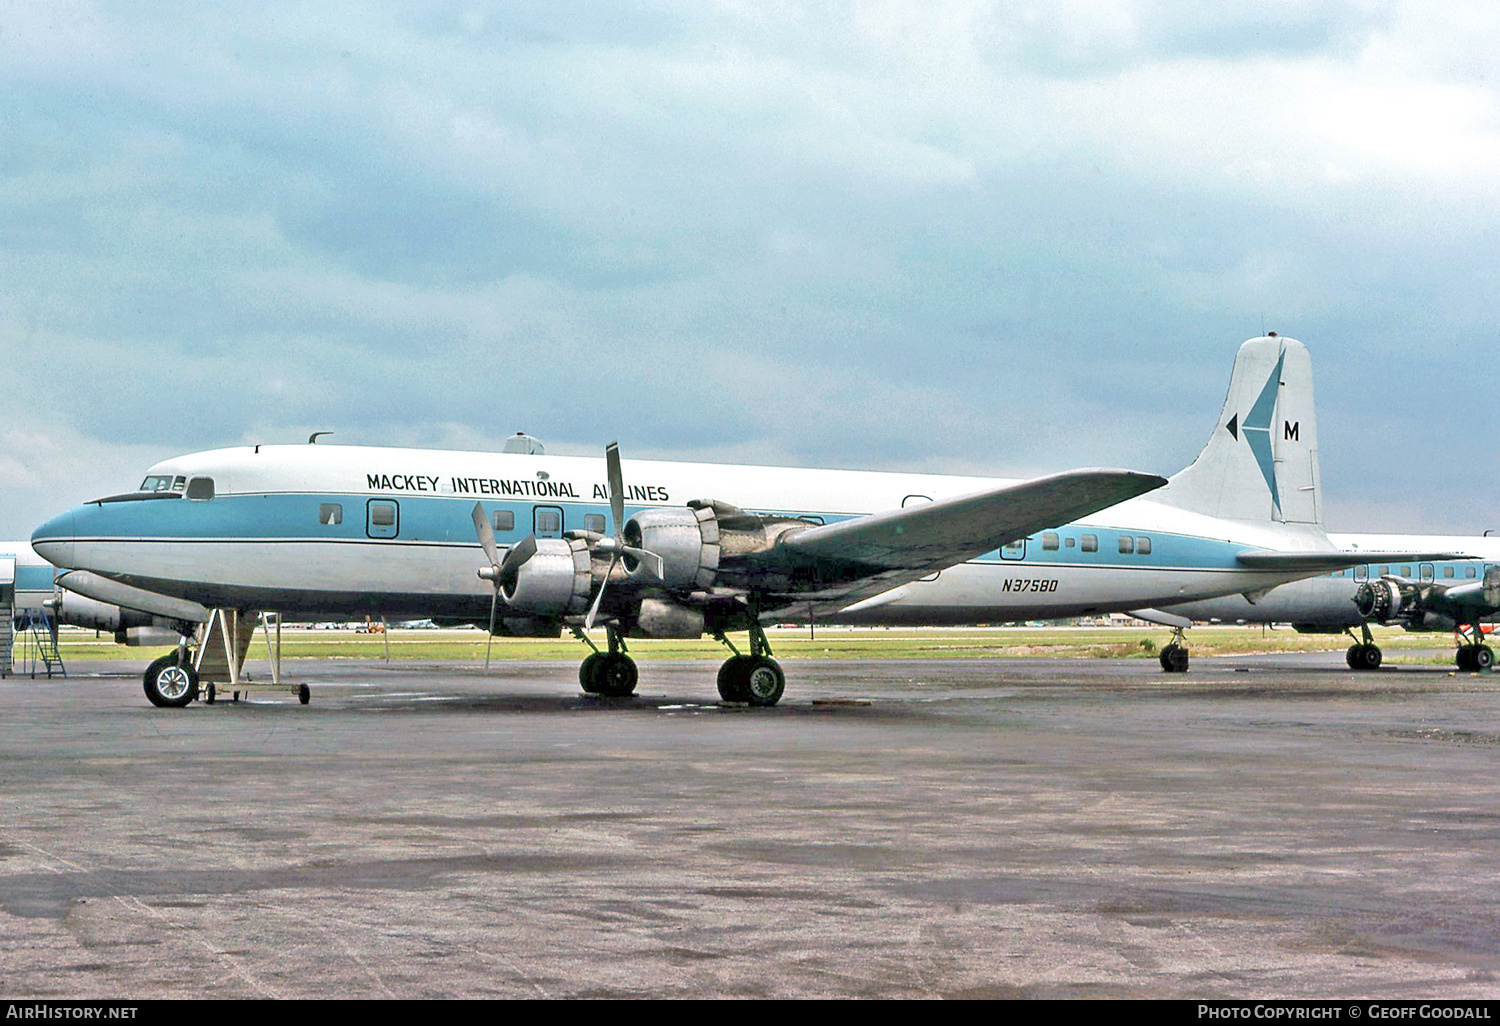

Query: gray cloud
[{"left": 2, "top": 1, "right": 1496, "bottom": 538}]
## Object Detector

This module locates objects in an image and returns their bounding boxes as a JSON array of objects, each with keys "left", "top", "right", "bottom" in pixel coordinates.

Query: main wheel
[
  {"left": 579, "top": 653, "right": 606, "bottom": 694},
  {"left": 1346, "top": 644, "right": 1362, "bottom": 670},
  {"left": 143, "top": 655, "right": 198, "bottom": 708},
  {"left": 594, "top": 653, "right": 638, "bottom": 697},
  {"left": 1159, "top": 643, "right": 1189, "bottom": 673},
  {"left": 717, "top": 656, "right": 753, "bottom": 702},
  {"left": 1477, "top": 646, "right": 1495, "bottom": 670},
  {"left": 1358, "top": 644, "right": 1382, "bottom": 670},
  {"left": 742, "top": 657, "right": 786, "bottom": 707},
  {"left": 1457, "top": 646, "right": 1475, "bottom": 671}
]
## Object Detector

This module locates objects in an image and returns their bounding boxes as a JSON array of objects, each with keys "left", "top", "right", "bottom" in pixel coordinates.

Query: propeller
[
  {"left": 471, "top": 503, "right": 536, "bottom": 669},
  {"left": 584, "top": 441, "right": 664, "bottom": 629}
]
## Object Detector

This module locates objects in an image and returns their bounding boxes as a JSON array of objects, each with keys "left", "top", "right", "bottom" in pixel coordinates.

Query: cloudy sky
[{"left": 3, "top": 0, "right": 1497, "bottom": 540}]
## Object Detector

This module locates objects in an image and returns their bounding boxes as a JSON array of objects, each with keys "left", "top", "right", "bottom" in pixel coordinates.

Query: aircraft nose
[{"left": 30, "top": 510, "right": 77, "bottom": 569}]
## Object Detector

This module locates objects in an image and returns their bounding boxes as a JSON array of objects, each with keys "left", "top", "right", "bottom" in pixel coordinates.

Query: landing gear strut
[
  {"left": 713, "top": 619, "right": 785, "bottom": 706},
  {"left": 1344, "top": 622, "right": 1382, "bottom": 671},
  {"left": 573, "top": 625, "right": 638, "bottom": 697},
  {"left": 1158, "top": 626, "right": 1190, "bottom": 673},
  {"left": 1454, "top": 622, "right": 1495, "bottom": 671}
]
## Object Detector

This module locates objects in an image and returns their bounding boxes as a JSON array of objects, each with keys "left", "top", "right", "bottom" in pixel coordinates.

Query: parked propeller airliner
[
  {"left": 1160, "top": 533, "right": 1500, "bottom": 670},
  {"left": 31, "top": 336, "right": 1458, "bottom": 708}
]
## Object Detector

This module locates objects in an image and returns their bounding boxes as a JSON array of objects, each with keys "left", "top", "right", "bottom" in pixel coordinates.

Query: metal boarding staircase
[
  {"left": 0, "top": 601, "right": 12, "bottom": 678},
  {"left": 14, "top": 609, "right": 65, "bottom": 678}
]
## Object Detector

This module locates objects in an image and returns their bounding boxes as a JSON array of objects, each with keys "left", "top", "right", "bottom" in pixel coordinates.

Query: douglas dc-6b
[{"left": 31, "top": 336, "right": 1458, "bottom": 707}]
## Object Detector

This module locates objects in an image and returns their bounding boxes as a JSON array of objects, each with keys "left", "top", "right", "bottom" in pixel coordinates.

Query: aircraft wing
[
  {"left": 780, "top": 469, "right": 1166, "bottom": 571},
  {"left": 1235, "top": 550, "right": 1469, "bottom": 572},
  {"left": 740, "top": 469, "right": 1167, "bottom": 618}
]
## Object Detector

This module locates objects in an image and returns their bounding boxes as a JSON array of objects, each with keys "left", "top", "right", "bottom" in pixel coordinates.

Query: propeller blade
[
  {"left": 584, "top": 553, "right": 620, "bottom": 630},
  {"left": 484, "top": 587, "right": 498, "bottom": 670},
  {"left": 622, "top": 546, "right": 664, "bottom": 581},
  {"left": 606, "top": 440, "right": 625, "bottom": 540},
  {"left": 471, "top": 503, "right": 502, "bottom": 569}
]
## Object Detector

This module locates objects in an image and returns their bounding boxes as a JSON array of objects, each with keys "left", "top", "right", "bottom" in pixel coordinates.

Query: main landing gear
[
  {"left": 1454, "top": 622, "right": 1495, "bottom": 671},
  {"left": 568, "top": 619, "right": 787, "bottom": 707},
  {"left": 1158, "top": 626, "right": 1190, "bottom": 673},
  {"left": 713, "top": 620, "right": 785, "bottom": 706},
  {"left": 572, "top": 625, "right": 639, "bottom": 698},
  {"left": 1344, "top": 622, "right": 1383, "bottom": 671}
]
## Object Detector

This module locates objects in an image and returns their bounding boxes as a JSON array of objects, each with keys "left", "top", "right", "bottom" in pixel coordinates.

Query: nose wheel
[{"left": 143, "top": 652, "right": 199, "bottom": 707}]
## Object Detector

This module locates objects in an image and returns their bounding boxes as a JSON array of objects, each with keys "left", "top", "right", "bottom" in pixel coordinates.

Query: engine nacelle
[
  {"left": 1355, "top": 579, "right": 1418, "bottom": 623},
  {"left": 621, "top": 500, "right": 816, "bottom": 593},
  {"left": 499, "top": 537, "right": 592, "bottom": 617},
  {"left": 623, "top": 506, "right": 721, "bottom": 590}
]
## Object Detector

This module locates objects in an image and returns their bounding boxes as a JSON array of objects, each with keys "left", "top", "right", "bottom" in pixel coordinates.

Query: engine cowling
[
  {"left": 621, "top": 500, "right": 816, "bottom": 594},
  {"left": 499, "top": 537, "right": 593, "bottom": 617},
  {"left": 622, "top": 506, "right": 721, "bottom": 590}
]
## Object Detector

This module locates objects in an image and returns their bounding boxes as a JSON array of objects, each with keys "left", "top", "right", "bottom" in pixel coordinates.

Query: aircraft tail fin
[{"left": 1155, "top": 335, "right": 1322, "bottom": 526}]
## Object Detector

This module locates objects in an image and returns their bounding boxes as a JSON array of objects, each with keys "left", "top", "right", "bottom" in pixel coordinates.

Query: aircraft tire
[
  {"left": 579, "top": 653, "right": 605, "bottom": 694},
  {"left": 594, "top": 653, "right": 638, "bottom": 698},
  {"left": 1359, "top": 644, "right": 1382, "bottom": 670},
  {"left": 1346, "top": 644, "right": 1362, "bottom": 670},
  {"left": 743, "top": 657, "right": 786, "bottom": 707},
  {"left": 1456, "top": 647, "right": 1474, "bottom": 671},
  {"left": 1159, "top": 644, "right": 1189, "bottom": 673},
  {"left": 717, "top": 656, "right": 753, "bottom": 702},
  {"left": 298, "top": 683, "right": 311, "bottom": 705},
  {"left": 143, "top": 656, "right": 199, "bottom": 708}
]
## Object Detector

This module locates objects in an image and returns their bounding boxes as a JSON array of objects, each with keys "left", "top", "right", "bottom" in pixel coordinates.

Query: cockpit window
[
  {"left": 140, "top": 475, "right": 183, "bottom": 492},
  {"left": 186, "top": 477, "right": 215, "bottom": 501}
]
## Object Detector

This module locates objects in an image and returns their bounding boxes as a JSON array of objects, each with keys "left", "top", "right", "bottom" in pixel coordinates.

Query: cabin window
[
  {"left": 1379, "top": 565, "right": 1391, "bottom": 576},
  {"left": 1118, "top": 536, "right": 1134, "bottom": 554},
  {"left": 1064, "top": 537, "right": 1075, "bottom": 548},
  {"left": 319, "top": 503, "right": 343, "bottom": 525},
  {"left": 1135, "top": 536, "right": 1151, "bottom": 555},
  {"left": 491, "top": 510, "right": 515, "bottom": 532},
  {"left": 1081, "top": 534, "right": 1098, "bottom": 553},
  {"left": 370, "top": 503, "right": 396, "bottom": 527},
  {"left": 1466, "top": 567, "right": 1478, "bottom": 579},
  {"left": 1400, "top": 565, "right": 1412, "bottom": 577},
  {"left": 1354, "top": 566, "right": 1368, "bottom": 581},
  {"left": 1443, "top": 566, "right": 1455, "bottom": 579},
  {"left": 1042, "top": 532, "right": 1060, "bottom": 551},
  {"left": 1000, "top": 538, "right": 1026, "bottom": 561},
  {"left": 584, "top": 514, "right": 606, "bottom": 534},
  {"left": 186, "top": 477, "right": 215, "bottom": 501}
]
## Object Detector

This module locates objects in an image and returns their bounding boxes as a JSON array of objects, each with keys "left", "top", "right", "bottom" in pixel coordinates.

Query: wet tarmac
[{"left": 2, "top": 652, "right": 1499, "bottom": 998}]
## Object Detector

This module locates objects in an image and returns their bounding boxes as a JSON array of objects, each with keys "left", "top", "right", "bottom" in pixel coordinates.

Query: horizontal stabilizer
[
  {"left": 1235, "top": 550, "right": 1468, "bottom": 572},
  {"left": 783, "top": 469, "right": 1167, "bottom": 571}
]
